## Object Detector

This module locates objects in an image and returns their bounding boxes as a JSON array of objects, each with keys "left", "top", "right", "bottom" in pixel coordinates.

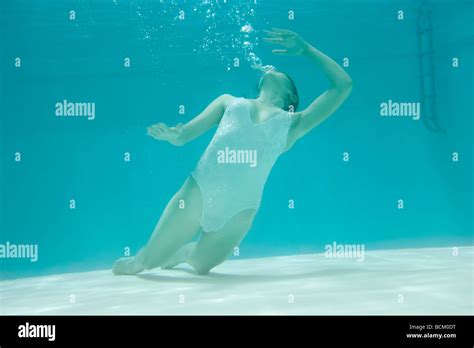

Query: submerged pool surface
[{"left": 2, "top": 247, "right": 472, "bottom": 315}]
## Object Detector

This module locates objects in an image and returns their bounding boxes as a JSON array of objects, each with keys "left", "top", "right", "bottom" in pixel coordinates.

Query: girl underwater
[{"left": 112, "top": 29, "right": 352, "bottom": 276}]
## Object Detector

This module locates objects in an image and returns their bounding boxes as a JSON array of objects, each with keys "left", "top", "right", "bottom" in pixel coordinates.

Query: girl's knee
[
  {"left": 191, "top": 261, "right": 213, "bottom": 275},
  {"left": 195, "top": 267, "right": 211, "bottom": 275},
  {"left": 193, "top": 263, "right": 211, "bottom": 275}
]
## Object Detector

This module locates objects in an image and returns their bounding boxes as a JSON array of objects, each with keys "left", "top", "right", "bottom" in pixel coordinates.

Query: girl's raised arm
[{"left": 264, "top": 29, "right": 352, "bottom": 150}]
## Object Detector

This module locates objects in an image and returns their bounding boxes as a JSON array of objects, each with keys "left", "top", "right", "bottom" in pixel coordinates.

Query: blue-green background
[{"left": 1, "top": 0, "right": 472, "bottom": 279}]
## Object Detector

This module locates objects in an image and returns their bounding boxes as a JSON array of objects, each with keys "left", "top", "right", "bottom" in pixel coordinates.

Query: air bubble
[{"left": 241, "top": 23, "right": 253, "bottom": 33}]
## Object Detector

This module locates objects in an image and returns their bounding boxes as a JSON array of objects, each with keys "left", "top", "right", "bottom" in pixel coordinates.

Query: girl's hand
[
  {"left": 263, "top": 28, "right": 309, "bottom": 56},
  {"left": 147, "top": 122, "right": 183, "bottom": 144}
]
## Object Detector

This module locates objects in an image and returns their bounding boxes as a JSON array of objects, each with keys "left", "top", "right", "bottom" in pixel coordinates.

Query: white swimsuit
[{"left": 191, "top": 98, "right": 291, "bottom": 232}]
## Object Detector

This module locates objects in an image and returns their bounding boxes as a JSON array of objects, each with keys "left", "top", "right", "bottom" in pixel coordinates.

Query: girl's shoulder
[{"left": 219, "top": 94, "right": 239, "bottom": 109}]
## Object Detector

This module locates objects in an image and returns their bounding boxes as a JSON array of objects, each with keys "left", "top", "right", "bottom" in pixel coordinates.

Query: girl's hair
[
  {"left": 282, "top": 72, "right": 299, "bottom": 112},
  {"left": 257, "top": 72, "right": 299, "bottom": 112}
]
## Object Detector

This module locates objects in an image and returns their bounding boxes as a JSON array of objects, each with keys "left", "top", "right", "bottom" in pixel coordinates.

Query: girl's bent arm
[
  {"left": 176, "top": 94, "right": 233, "bottom": 145},
  {"left": 148, "top": 94, "right": 233, "bottom": 146}
]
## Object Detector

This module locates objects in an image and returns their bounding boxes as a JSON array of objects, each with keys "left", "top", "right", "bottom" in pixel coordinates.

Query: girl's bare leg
[
  {"left": 160, "top": 209, "right": 256, "bottom": 275},
  {"left": 112, "top": 176, "right": 203, "bottom": 275}
]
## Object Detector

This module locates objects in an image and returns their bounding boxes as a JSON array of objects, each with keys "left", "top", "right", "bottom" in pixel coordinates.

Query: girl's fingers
[
  {"left": 147, "top": 127, "right": 155, "bottom": 135},
  {"left": 147, "top": 128, "right": 156, "bottom": 136},
  {"left": 272, "top": 28, "right": 293, "bottom": 35},
  {"left": 152, "top": 123, "right": 166, "bottom": 129},
  {"left": 149, "top": 132, "right": 163, "bottom": 140},
  {"left": 151, "top": 125, "right": 163, "bottom": 132},
  {"left": 272, "top": 49, "right": 288, "bottom": 55},
  {"left": 148, "top": 123, "right": 182, "bottom": 139},
  {"left": 263, "top": 30, "right": 283, "bottom": 37},
  {"left": 263, "top": 37, "right": 283, "bottom": 42},
  {"left": 263, "top": 37, "right": 285, "bottom": 46},
  {"left": 150, "top": 128, "right": 164, "bottom": 137},
  {"left": 147, "top": 129, "right": 158, "bottom": 139},
  {"left": 148, "top": 125, "right": 169, "bottom": 139},
  {"left": 152, "top": 124, "right": 166, "bottom": 133}
]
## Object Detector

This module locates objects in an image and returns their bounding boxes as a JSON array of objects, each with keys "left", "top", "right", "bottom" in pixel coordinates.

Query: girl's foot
[{"left": 112, "top": 249, "right": 147, "bottom": 275}]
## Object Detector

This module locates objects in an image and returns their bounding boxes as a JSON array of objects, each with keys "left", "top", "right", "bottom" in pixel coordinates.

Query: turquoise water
[{"left": 1, "top": 0, "right": 472, "bottom": 279}]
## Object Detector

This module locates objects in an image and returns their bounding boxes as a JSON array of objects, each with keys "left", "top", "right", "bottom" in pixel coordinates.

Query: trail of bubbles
[
  {"left": 127, "top": 0, "right": 274, "bottom": 72},
  {"left": 240, "top": 23, "right": 275, "bottom": 72}
]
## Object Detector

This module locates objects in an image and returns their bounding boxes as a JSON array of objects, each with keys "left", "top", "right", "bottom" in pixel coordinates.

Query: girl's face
[
  {"left": 259, "top": 70, "right": 297, "bottom": 110},
  {"left": 259, "top": 70, "right": 293, "bottom": 94}
]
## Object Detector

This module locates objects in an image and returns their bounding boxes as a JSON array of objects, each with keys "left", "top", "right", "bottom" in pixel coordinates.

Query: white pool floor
[{"left": 1, "top": 246, "right": 472, "bottom": 315}]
